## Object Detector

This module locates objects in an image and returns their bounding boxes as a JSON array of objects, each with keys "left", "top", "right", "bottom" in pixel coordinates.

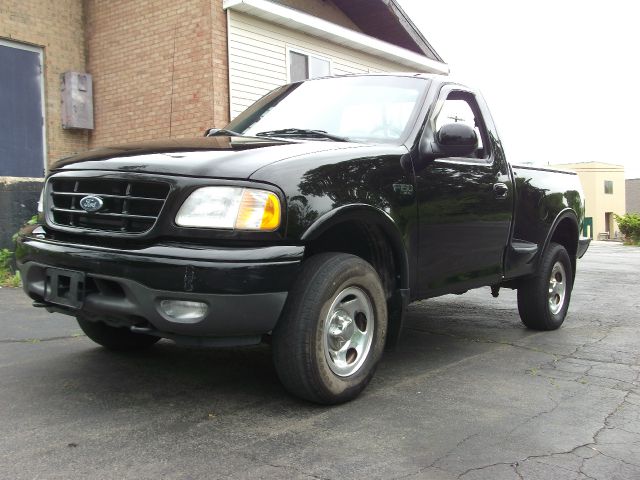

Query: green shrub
[
  {"left": 0, "top": 248, "right": 20, "bottom": 287},
  {"left": 0, "top": 248, "right": 12, "bottom": 270},
  {"left": 1, "top": 215, "right": 40, "bottom": 287},
  {"left": 614, "top": 213, "right": 640, "bottom": 245}
]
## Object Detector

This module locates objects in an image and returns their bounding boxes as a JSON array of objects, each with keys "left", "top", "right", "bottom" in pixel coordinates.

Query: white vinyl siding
[{"left": 227, "top": 10, "right": 415, "bottom": 119}]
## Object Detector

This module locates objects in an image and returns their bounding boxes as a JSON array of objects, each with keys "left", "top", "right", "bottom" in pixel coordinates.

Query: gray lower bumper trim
[{"left": 22, "top": 262, "right": 287, "bottom": 337}]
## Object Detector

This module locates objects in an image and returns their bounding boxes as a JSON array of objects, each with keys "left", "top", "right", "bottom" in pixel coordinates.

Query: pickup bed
[{"left": 17, "top": 74, "right": 590, "bottom": 404}]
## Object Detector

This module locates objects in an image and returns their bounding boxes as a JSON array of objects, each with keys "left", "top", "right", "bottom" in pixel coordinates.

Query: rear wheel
[
  {"left": 77, "top": 315, "right": 159, "bottom": 351},
  {"left": 517, "top": 242, "right": 573, "bottom": 330},
  {"left": 272, "top": 253, "right": 387, "bottom": 404}
]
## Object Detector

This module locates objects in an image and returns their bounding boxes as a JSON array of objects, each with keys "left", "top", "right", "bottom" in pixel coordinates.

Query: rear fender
[{"left": 537, "top": 208, "right": 579, "bottom": 277}]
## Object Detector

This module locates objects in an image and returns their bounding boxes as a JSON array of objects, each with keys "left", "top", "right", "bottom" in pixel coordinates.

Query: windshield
[{"left": 226, "top": 76, "right": 429, "bottom": 144}]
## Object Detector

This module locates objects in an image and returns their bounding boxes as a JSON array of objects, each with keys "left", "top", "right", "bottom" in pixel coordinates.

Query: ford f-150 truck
[{"left": 17, "top": 74, "right": 590, "bottom": 404}]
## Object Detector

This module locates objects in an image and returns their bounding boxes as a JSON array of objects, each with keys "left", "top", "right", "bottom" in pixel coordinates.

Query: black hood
[{"left": 53, "top": 136, "right": 373, "bottom": 179}]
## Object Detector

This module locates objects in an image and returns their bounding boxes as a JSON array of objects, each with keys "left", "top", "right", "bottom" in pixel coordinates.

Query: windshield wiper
[{"left": 255, "top": 128, "right": 349, "bottom": 142}]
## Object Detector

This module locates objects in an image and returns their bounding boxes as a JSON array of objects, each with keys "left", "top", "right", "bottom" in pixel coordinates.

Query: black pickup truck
[{"left": 17, "top": 74, "right": 589, "bottom": 404}]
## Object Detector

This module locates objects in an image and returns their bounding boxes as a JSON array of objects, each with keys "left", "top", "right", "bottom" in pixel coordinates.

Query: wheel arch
[
  {"left": 541, "top": 208, "right": 579, "bottom": 279},
  {"left": 301, "top": 204, "right": 409, "bottom": 294}
]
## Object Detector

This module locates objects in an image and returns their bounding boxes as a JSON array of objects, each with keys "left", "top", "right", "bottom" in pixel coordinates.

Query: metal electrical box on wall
[{"left": 60, "top": 72, "right": 94, "bottom": 129}]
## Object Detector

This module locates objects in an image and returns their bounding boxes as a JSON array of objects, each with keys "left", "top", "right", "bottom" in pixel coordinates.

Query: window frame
[
  {"left": 286, "top": 46, "right": 332, "bottom": 83},
  {"left": 427, "top": 86, "right": 494, "bottom": 164}
]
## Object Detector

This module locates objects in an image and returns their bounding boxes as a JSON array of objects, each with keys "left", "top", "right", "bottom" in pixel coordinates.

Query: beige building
[{"left": 554, "top": 162, "right": 626, "bottom": 240}]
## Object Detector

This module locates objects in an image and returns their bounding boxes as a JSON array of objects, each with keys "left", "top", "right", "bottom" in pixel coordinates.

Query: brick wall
[
  {"left": 85, "top": 0, "right": 229, "bottom": 148},
  {"left": 0, "top": 0, "right": 88, "bottom": 167}
]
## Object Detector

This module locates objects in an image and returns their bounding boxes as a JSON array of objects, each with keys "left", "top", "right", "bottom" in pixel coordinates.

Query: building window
[
  {"left": 289, "top": 50, "right": 330, "bottom": 82},
  {"left": 604, "top": 180, "right": 613, "bottom": 194}
]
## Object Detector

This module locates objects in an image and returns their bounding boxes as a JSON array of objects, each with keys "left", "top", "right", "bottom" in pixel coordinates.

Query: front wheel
[
  {"left": 272, "top": 253, "right": 388, "bottom": 404},
  {"left": 517, "top": 242, "right": 573, "bottom": 330}
]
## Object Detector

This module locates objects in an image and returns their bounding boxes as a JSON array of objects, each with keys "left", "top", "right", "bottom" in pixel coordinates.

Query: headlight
[{"left": 175, "top": 186, "right": 281, "bottom": 231}]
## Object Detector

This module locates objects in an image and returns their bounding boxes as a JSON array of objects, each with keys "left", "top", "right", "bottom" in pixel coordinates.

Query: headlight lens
[{"left": 175, "top": 187, "right": 281, "bottom": 231}]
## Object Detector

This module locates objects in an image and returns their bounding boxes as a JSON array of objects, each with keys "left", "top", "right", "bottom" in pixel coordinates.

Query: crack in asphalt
[
  {"left": 239, "top": 458, "right": 334, "bottom": 480},
  {"left": 390, "top": 433, "right": 481, "bottom": 480},
  {"left": 404, "top": 327, "right": 561, "bottom": 358},
  {"left": 456, "top": 376, "right": 640, "bottom": 479},
  {"left": 389, "top": 303, "right": 640, "bottom": 480},
  {"left": 591, "top": 449, "right": 640, "bottom": 469},
  {"left": 0, "top": 334, "right": 84, "bottom": 344},
  {"left": 457, "top": 442, "right": 598, "bottom": 479},
  {"left": 433, "top": 324, "right": 640, "bottom": 480}
]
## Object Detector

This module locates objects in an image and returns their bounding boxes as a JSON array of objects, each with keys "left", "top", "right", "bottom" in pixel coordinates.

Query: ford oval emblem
[{"left": 79, "top": 195, "right": 104, "bottom": 213}]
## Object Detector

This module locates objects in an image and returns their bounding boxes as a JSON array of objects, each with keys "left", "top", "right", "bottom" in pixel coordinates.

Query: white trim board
[{"left": 223, "top": 0, "right": 449, "bottom": 75}]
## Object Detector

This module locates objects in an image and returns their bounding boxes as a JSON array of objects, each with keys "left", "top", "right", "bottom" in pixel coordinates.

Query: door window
[{"left": 433, "top": 90, "right": 491, "bottom": 160}]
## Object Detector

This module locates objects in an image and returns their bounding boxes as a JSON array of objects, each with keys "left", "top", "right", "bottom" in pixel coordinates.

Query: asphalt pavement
[{"left": 0, "top": 241, "right": 639, "bottom": 479}]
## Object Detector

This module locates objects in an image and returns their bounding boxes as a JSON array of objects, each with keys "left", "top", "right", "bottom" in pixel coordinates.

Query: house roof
[
  {"left": 332, "top": 0, "right": 444, "bottom": 62},
  {"left": 223, "top": 0, "right": 449, "bottom": 74}
]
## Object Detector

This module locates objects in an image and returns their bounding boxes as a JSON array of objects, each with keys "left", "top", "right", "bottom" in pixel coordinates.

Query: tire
[
  {"left": 76, "top": 315, "right": 160, "bottom": 351},
  {"left": 272, "top": 253, "right": 388, "bottom": 404},
  {"left": 517, "top": 242, "right": 573, "bottom": 330}
]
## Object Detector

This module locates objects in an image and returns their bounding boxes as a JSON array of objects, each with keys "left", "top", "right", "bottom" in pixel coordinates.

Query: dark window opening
[
  {"left": 604, "top": 180, "right": 613, "bottom": 194},
  {"left": 289, "top": 50, "right": 330, "bottom": 82}
]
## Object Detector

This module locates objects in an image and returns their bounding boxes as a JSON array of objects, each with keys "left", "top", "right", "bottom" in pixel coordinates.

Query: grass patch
[
  {"left": 1, "top": 215, "right": 38, "bottom": 288},
  {"left": 0, "top": 248, "right": 21, "bottom": 288}
]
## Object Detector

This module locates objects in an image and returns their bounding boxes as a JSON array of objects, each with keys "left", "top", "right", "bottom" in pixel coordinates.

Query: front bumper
[{"left": 17, "top": 232, "right": 303, "bottom": 338}]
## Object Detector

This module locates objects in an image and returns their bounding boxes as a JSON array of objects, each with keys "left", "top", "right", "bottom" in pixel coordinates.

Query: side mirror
[
  {"left": 435, "top": 123, "right": 478, "bottom": 157},
  {"left": 204, "top": 128, "right": 219, "bottom": 137}
]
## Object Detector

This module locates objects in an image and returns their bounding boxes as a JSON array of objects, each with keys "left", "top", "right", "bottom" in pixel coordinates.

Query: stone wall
[{"left": 0, "top": 178, "right": 42, "bottom": 249}]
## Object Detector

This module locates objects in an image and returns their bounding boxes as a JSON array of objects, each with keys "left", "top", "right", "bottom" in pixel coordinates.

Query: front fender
[{"left": 301, "top": 204, "right": 410, "bottom": 291}]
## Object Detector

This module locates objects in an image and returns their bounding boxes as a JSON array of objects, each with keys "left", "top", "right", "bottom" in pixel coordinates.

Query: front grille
[{"left": 48, "top": 177, "right": 170, "bottom": 234}]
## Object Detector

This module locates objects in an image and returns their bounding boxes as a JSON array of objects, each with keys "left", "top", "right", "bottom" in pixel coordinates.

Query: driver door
[{"left": 414, "top": 85, "right": 513, "bottom": 298}]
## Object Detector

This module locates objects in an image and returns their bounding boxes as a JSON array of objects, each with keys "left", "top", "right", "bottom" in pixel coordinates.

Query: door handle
[{"left": 493, "top": 183, "right": 509, "bottom": 199}]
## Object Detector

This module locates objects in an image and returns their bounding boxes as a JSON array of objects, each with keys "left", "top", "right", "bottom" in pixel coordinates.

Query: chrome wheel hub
[
  {"left": 548, "top": 261, "right": 567, "bottom": 315},
  {"left": 323, "top": 287, "right": 374, "bottom": 377}
]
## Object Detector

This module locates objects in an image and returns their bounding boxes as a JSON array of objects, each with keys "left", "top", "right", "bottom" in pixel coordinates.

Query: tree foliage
[{"left": 614, "top": 213, "right": 640, "bottom": 245}]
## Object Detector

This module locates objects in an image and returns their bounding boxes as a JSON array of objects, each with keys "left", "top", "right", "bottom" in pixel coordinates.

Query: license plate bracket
[{"left": 44, "top": 268, "right": 85, "bottom": 309}]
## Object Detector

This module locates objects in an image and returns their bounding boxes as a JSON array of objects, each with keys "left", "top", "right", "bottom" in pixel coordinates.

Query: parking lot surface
[{"left": 1, "top": 241, "right": 639, "bottom": 479}]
